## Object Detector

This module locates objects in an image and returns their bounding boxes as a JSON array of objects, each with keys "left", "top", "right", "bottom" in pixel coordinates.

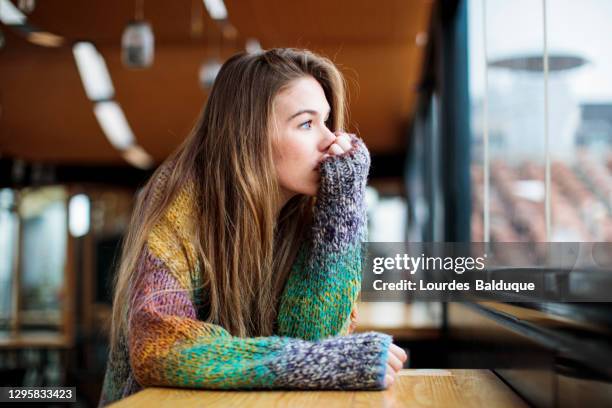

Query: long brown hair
[{"left": 109, "top": 48, "right": 348, "bottom": 353}]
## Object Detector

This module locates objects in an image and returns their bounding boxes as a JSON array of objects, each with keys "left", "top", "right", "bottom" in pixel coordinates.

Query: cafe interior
[{"left": 1, "top": 0, "right": 612, "bottom": 406}]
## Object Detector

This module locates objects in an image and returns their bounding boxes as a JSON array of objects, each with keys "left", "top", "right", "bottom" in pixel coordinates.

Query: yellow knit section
[{"left": 147, "top": 179, "right": 199, "bottom": 291}]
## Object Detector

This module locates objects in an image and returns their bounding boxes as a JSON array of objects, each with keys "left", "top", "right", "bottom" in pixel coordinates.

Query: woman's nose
[{"left": 320, "top": 126, "right": 337, "bottom": 150}]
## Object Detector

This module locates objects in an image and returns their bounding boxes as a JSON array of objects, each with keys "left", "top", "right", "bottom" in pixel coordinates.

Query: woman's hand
[
  {"left": 330, "top": 131, "right": 353, "bottom": 154},
  {"left": 347, "top": 304, "right": 359, "bottom": 334},
  {"left": 345, "top": 307, "right": 407, "bottom": 388},
  {"left": 385, "top": 343, "right": 408, "bottom": 388},
  {"left": 321, "top": 131, "right": 353, "bottom": 161}
]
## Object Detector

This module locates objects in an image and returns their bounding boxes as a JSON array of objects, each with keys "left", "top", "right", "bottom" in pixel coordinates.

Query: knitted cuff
[
  {"left": 309, "top": 135, "right": 371, "bottom": 255},
  {"left": 317, "top": 134, "right": 371, "bottom": 200},
  {"left": 271, "top": 332, "right": 392, "bottom": 390}
]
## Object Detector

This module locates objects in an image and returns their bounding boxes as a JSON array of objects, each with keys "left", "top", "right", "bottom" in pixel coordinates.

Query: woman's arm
[
  {"left": 276, "top": 134, "right": 370, "bottom": 340},
  {"left": 128, "top": 245, "right": 391, "bottom": 391}
]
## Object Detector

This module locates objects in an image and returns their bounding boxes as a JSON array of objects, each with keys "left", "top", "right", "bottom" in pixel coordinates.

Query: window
[
  {"left": 469, "top": 0, "right": 612, "bottom": 242},
  {"left": 19, "top": 186, "right": 67, "bottom": 328},
  {"left": 0, "top": 189, "right": 17, "bottom": 330}
]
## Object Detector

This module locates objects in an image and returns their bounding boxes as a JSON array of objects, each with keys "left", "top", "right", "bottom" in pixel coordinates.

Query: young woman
[{"left": 98, "top": 47, "right": 406, "bottom": 406}]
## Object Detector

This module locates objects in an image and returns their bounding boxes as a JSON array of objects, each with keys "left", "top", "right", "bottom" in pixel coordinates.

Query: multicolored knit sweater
[{"left": 98, "top": 135, "right": 391, "bottom": 406}]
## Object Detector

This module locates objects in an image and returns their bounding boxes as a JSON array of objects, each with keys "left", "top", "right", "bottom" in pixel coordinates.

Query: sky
[{"left": 468, "top": 0, "right": 612, "bottom": 103}]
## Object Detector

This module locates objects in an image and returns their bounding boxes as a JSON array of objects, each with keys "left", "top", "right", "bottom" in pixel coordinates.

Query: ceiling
[{"left": 0, "top": 0, "right": 434, "bottom": 165}]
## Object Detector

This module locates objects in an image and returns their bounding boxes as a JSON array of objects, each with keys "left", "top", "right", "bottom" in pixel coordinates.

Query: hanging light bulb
[
  {"left": 197, "top": 0, "right": 226, "bottom": 90},
  {"left": 221, "top": 22, "right": 237, "bottom": 41},
  {"left": 199, "top": 57, "right": 222, "bottom": 89},
  {"left": 17, "top": 0, "right": 35, "bottom": 14},
  {"left": 121, "top": 0, "right": 154, "bottom": 68},
  {"left": 190, "top": 0, "right": 203, "bottom": 39},
  {"left": 122, "top": 20, "right": 154, "bottom": 68},
  {"left": 245, "top": 38, "right": 262, "bottom": 54}
]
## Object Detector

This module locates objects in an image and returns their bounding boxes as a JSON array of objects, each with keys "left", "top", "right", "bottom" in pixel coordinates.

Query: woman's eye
[{"left": 299, "top": 120, "right": 313, "bottom": 130}]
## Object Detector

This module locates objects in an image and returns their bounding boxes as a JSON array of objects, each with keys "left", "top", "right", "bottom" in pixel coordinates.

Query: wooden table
[{"left": 110, "top": 369, "right": 526, "bottom": 407}]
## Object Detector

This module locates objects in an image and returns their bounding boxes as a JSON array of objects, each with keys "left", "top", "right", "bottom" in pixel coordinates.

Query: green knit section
[
  {"left": 276, "top": 242, "right": 362, "bottom": 340},
  {"left": 165, "top": 335, "right": 291, "bottom": 389}
]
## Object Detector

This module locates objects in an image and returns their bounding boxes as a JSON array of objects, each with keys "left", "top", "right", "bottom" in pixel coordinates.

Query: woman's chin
[{"left": 301, "top": 183, "right": 319, "bottom": 197}]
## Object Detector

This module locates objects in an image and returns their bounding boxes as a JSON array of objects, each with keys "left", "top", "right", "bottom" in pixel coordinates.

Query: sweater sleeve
[
  {"left": 276, "top": 134, "right": 371, "bottom": 340},
  {"left": 127, "top": 245, "right": 390, "bottom": 391}
]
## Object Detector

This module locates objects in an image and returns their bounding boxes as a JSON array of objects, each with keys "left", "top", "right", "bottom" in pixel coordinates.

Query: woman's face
[{"left": 270, "top": 76, "right": 337, "bottom": 199}]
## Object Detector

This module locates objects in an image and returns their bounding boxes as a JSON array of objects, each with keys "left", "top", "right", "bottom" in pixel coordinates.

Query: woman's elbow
[{"left": 128, "top": 340, "right": 169, "bottom": 387}]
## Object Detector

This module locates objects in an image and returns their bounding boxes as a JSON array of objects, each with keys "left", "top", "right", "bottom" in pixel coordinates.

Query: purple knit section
[
  {"left": 99, "top": 247, "right": 198, "bottom": 407},
  {"left": 309, "top": 134, "right": 370, "bottom": 263},
  {"left": 272, "top": 332, "right": 391, "bottom": 390},
  {"left": 129, "top": 247, "right": 197, "bottom": 321}
]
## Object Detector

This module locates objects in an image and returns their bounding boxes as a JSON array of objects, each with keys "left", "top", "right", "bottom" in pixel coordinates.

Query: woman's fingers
[
  {"left": 385, "top": 343, "right": 407, "bottom": 388},
  {"left": 347, "top": 306, "right": 359, "bottom": 334},
  {"left": 390, "top": 343, "right": 408, "bottom": 363},
  {"left": 385, "top": 374, "right": 395, "bottom": 387},
  {"left": 387, "top": 350, "right": 403, "bottom": 372},
  {"left": 336, "top": 134, "right": 352, "bottom": 151},
  {"left": 385, "top": 365, "right": 395, "bottom": 388},
  {"left": 329, "top": 143, "right": 344, "bottom": 155},
  {"left": 327, "top": 131, "right": 353, "bottom": 156},
  {"left": 384, "top": 344, "right": 407, "bottom": 388}
]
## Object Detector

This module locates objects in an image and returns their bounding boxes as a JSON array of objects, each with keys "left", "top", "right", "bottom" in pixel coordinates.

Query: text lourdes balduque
[{"left": 372, "top": 279, "right": 536, "bottom": 293}]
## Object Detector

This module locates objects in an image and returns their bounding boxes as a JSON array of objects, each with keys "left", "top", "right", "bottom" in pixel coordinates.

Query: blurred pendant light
[
  {"left": 121, "top": 0, "right": 154, "bottom": 69},
  {"left": 245, "top": 38, "right": 262, "bottom": 54},
  {"left": 199, "top": 57, "right": 222, "bottom": 89},
  {"left": 198, "top": 5, "right": 224, "bottom": 90},
  {"left": 73, "top": 42, "right": 115, "bottom": 101},
  {"left": 202, "top": 0, "right": 227, "bottom": 21},
  {"left": 17, "top": 0, "right": 35, "bottom": 14},
  {"left": 190, "top": 0, "right": 203, "bottom": 39},
  {"left": 0, "top": 0, "right": 26, "bottom": 25}
]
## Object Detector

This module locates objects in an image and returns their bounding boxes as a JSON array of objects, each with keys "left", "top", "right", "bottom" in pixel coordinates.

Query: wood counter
[{"left": 110, "top": 369, "right": 526, "bottom": 407}]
